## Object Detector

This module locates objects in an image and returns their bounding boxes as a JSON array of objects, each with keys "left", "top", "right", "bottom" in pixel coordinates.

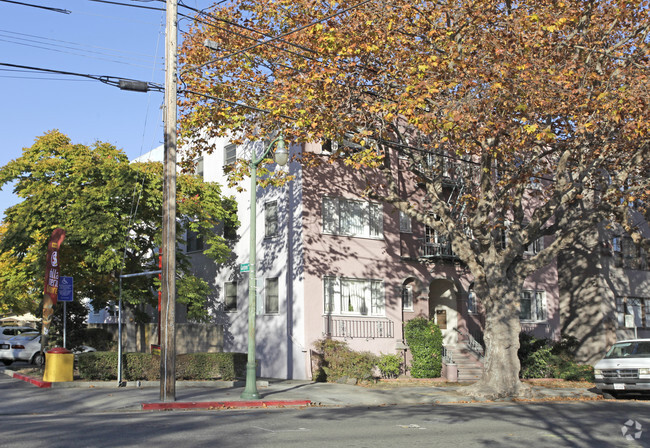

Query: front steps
[{"left": 446, "top": 344, "right": 484, "bottom": 382}]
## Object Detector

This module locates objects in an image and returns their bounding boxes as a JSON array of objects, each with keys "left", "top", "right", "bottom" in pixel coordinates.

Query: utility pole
[{"left": 160, "top": 0, "right": 178, "bottom": 402}]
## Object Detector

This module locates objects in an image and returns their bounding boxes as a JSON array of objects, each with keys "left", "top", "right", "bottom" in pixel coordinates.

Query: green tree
[
  {"left": 179, "top": 0, "right": 649, "bottom": 398},
  {"left": 0, "top": 130, "right": 238, "bottom": 321}
]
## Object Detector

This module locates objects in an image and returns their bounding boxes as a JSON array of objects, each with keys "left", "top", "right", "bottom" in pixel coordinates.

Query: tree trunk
[{"left": 464, "top": 283, "right": 532, "bottom": 399}]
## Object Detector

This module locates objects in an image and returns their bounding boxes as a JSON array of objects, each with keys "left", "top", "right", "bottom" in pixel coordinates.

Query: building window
[
  {"left": 525, "top": 236, "right": 544, "bottom": 254},
  {"left": 616, "top": 297, "right": 649, "bottom": 328},
  {"left": 613, "top": 236, "right": 648, "bottom": 270},
  {"left": 402, "top": 284, "right": 413, "bottom": 311},
  {"left": 194, "top": 156, "right": 204, "bottom": 179},
  {"left": 322, "top": 197, "right": 383, "bottom": 239},
  {"left": 224, "top": 144, "right": 237, "bottom": 166},
  {"left": 186, "top": 229, "right": 204, "bottom": 253},
  {"left": 467, "top": 290, "right": 478, "bottom": 314},
  {"left": 224, "top": 281, "right": 237, "bottom": 312},
  {"left": 265, "top": 277, "right": 279, "bottom": 314},
  {"left": 520, "top": 290, "right": 547, "bottom": 322},
  {"left": 265, "top": 201, "right": 278, "bottom": 238},
  {"left": 323, "top": 276, "right": 385, "bottom": 316},
  {"left": 399, "top": 211, "right": 412, "bottom": 233}
]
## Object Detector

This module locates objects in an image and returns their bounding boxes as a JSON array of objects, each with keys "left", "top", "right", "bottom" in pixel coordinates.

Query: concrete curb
[
  {"left": 141, "top": 399, "right": 312, "bottom": 411},
  {"left": 12, "top": 372, "right": 51, "bottom": 388}
]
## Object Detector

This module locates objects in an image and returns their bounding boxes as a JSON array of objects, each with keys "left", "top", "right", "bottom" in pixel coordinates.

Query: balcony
[
  {"left": 419, "top": 239, "right": 458, "bottom": 260},
  {"left": 323, "top": 316, "right": 394, "bottom": 339}
]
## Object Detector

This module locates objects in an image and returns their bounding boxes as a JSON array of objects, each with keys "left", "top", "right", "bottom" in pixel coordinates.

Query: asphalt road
[
  {"left": 2, "top": 400, "right": 650, "bottom": 448},
  {"left": 3, "top": 364, "right": 650, "bottom": 448}
]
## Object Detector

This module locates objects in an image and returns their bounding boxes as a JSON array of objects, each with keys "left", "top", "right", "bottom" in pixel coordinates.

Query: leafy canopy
[{"left": 0, "top": 130, "right": 238, "bottom": 321}]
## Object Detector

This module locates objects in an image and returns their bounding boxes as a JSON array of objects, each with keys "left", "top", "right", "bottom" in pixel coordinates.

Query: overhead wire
[{"left": 0, "top": 0, "right": 70, "bottom": 13}]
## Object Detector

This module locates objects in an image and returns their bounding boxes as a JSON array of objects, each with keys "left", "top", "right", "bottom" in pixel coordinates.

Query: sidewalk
[{"left": 1, "top": 366, "right": 601, "bottom": 413}]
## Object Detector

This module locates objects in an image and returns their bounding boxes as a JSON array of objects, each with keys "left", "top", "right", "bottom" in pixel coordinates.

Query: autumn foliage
[{"left": 179, "top": 0, "right": 649, "bottom": 397}]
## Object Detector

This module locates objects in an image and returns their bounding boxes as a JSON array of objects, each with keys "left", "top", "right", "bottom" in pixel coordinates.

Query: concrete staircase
[{"left": 446, "top": 343, "right": 484, "bottom": 382}]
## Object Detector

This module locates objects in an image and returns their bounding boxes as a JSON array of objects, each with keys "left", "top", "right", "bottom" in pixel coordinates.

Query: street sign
[
  {"left": 58, "top": 276, "right": 73, "bottom": 302},
  {"left": 240, "top": 263, "right": 250, "bottom": 273}
]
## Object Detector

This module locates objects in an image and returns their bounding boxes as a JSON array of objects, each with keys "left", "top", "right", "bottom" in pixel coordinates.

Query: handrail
[
  {"left": 442, "top": 346, "right": 454, "bottom": 364},
  {"left": 454, "top": 327, "right": 484, "bottom": 359}
]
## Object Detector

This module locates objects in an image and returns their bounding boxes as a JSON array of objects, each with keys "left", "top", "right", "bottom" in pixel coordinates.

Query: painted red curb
[
  {"left": 13, "top": 373, "right": 52, "bottom": 388},
  {"left": 142, "top": 399, "right": 311, "bottom": 411}
]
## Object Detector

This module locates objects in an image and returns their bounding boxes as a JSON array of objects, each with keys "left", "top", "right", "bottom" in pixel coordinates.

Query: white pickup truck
[{"left": 594, "top": 339, "right": 650, "bottom": 398}]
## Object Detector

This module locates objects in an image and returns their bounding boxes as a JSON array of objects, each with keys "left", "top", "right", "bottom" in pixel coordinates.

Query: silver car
[
  {"left": 0, "top": 332, "right": 44, "bottom": 366},
  {"left": 594, "top": 339, "right": 650, "bottom": 398}
]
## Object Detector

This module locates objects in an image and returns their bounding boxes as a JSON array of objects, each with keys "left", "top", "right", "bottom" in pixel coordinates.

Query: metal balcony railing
[
  {"left": 420, "top": 240, "right": 458, "bottom": 259},
  {"left": 324, "top": 316, "right": 394, "bottom": 339}
]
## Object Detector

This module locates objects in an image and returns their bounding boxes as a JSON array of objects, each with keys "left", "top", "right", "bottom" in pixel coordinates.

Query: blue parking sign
[{"left": 58, "top": 276, "right": 73, "bottom": 302}]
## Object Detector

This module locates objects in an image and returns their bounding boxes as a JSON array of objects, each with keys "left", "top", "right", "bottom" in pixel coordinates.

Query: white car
[
  {"left": 0, "top": 326, "right": 38, "bottom": 342},
  {"left": 0, "top": 332, "right": 44, "bottom": 366},
  {"left": 594, "top": 339, "right": 650, "bottom": 398}
]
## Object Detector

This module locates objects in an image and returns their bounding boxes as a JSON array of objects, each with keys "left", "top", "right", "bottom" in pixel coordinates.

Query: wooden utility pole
[{"left": 161, "top": 0, "right": 178, "bottom": 402}]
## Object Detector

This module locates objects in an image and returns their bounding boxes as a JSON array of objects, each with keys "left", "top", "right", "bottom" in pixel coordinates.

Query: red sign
[{"left": 43, "top": 228, "right": 66, "bottom": 305}]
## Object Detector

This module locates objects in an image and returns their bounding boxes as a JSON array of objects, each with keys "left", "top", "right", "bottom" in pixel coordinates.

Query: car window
[{"left": 606, "top": 341, "right": 650, "bottom": 358}]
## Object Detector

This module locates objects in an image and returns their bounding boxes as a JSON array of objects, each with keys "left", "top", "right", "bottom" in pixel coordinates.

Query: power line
[
  {"left": 0, "top": 62, "right": 164, "bottom": 91},
  {"left": 0, "top": 29, "right": 157, "bottom": 59},
  {"left": 0, "top": 0, "right": 70, "bottom": 14},
  {"left": 186, "top": 0, "right": 372, "bottom": 72}
]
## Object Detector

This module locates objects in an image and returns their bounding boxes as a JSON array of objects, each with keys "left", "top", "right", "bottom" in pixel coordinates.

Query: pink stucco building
[{"left": 184, "top": 139, "right": 561, "bottom": 381}]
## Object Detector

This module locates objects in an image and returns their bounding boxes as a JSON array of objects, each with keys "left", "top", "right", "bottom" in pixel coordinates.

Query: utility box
[{"left": 43, "top": 347, "right": 74, "bottom": 382}]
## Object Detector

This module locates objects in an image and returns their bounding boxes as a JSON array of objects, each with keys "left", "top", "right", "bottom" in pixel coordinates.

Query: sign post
[{"left": 58, "top": 276, "right": 73, "bottom": 349}]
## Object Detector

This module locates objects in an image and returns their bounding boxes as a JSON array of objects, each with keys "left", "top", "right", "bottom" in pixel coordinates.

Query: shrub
[
  {"left": 404, "top": 317, "right": 443, "bottom": 378},
  {"left": 518, "top": 334, "right": 595, "bottom": 381},
  {"left": 313, "top": 339, "right": 378, "bottom": 383},
  {"left": 77, "top": 351, "right": 246, "bottom": 381},
  {"left": 377, "top": 353, "right": 402, "bottom": 378}
]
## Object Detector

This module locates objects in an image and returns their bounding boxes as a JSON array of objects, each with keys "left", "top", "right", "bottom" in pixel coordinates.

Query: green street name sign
[{"left": 240, "top": 263, "right": 250, "bottom": 273}]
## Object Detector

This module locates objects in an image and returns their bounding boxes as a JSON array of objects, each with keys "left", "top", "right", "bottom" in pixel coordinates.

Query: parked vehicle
[
  {"left": 594, "top": 339, "right": 650, "bottom": 398},
  {"left": 0, "top": 326, "right": 38, "bottom": 342},
  {"left": 0, "top": 332, "right": 44, "bottom": 366}
]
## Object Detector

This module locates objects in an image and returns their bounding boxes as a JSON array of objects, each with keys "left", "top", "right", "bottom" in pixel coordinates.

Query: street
[{"left": 1, "top": 370, "right": 650, "bottom": 448}]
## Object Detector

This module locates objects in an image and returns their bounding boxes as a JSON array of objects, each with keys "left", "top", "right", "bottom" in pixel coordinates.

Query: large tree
[
  {"left": 178, "top": 0, "right": 649, "bottom": 397},
  {"left": 0, "top": 130, "right": 238, "bottom": 322}
]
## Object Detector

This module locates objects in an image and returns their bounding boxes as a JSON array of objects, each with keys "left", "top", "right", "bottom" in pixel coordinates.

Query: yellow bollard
[{"left": 43, "top": 347, "right": 74, "bottom": 382}]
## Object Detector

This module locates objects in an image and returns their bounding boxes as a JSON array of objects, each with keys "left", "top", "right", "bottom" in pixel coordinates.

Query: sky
[{"left": 0, "top": 0, "right": 212, "bottom": 218}]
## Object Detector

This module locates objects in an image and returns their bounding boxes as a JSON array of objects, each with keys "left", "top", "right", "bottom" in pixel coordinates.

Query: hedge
[
  {"left": 77, "top": 352, "right": 247, "bottom": 381},
  {"left": 404, "top": 317, "right": 443, "bottom": 378}
]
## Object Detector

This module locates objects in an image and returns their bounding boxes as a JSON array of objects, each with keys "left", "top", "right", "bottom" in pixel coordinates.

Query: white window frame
[
  {"left": 520, "top": 290, "right": 547, "bottom": 322},
  {"left": 467, "top": 290, "right": 478, "bottom": 314},
  {"left": 265, "top": 200, "right": 278, "bottom": 238},
  {"left": 402, "top": 284, "right": 414, "bottom": 311},
  {"left": 322, "top": 197, "right": 383, "bottom": 239},
  {"left": 323, "top": 276, "right": 385, "bottom": 316},
  {"left": 194, "top": 156, "right": 204, "bottom": 179},
  {"left": 525, "top": 236, "right": 545, "bottom": 254},
  {"left": 224, "top": 144, "right": 237, "bottom": 166},
  {"left": 399, "top": 210, "right": 412, "bottom": 233},
  {"left": 264, "top": 277, "right": 279, "bottom": 314}
]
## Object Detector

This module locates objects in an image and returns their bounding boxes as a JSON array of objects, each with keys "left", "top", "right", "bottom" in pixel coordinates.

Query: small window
[
  {"left": 402, "top": 284, "right": 413, "bottom": 310},
  {"left": 525, "top": 236, "right": 544, "bottom": 254},
  {"left": 265, "top": 278, "right": 279, "bottom": 314},
  {"left": 224, "top": 281, "right": 237, "bottom": 312},
  {"left": 224, "top": 144, "right": 237, "bottom": 166},
  {"left": 467, "top": 290, "right": 477, "bottom": 314},
  {"left": 520, "top": 290, "right": 547, "bottom": 322},
  {"left": 195, "top": 156, "right": 204, "bottom": 178},
  {"left": 399, "top": 211, "right": 412, "bottom": 233},
  {"left": 186, "top": 229, "right": 204, "bottom": 253},
  {"left": 265, "top": 201, "right": 278, "bottom": 238}
]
